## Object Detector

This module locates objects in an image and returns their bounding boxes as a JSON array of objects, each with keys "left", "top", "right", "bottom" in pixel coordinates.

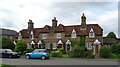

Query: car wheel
[
  {"left": 9, "top": 55, "right": 12, "bottom": 58},
  {"left": 41, "top": 55, "right": 46, "bottom": 60},
  {"left": 25, "top": 55, "right": 30, "bottom": 59}
]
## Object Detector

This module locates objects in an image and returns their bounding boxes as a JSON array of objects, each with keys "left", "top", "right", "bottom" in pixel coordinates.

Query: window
[
  {"left": 42, "top": 34, "right": 47, "bottom": 39},
  {"left": 71, "top": 29, "right": 76, "bottom": 38},
  {"left": 10, "top": 36, "right": 12, "bottom": 39},
  {"left": 89, "top": 28, "right": 95, "bottom": 38},
  {"left": 85, "top": 43, "right": 92, "bottom": 50},
  {"left": 30, "top": 31, "right": 34, "bottom": 40},
  {"left": 18, "top": 32, "right": 22, "bottom": 40},
  {"left": 56, "top": 33, "right": 61, "bottom": 38}
]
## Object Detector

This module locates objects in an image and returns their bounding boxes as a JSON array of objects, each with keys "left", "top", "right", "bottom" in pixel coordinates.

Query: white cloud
[{"left": 0, "top": 1, "right": 118, "bottom": 38}]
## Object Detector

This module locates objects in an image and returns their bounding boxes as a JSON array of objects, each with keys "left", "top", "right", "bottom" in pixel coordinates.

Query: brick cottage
[{"left": 15, "top": 13, "right": 103, "bottom": 54}]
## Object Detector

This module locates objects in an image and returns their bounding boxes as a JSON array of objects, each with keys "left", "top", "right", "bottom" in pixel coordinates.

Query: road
[{"left": 0, "top": 56, "right": 119, "bottom": 65}]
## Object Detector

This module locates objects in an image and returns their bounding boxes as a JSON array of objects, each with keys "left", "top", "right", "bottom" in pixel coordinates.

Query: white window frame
[
  {"left": 30, "top": 31, "right": 34, "bottom": 40},
  {"left": 10, "top": 36, "right": 12, "bottom": 39},
  {"left": 42, "top": 34, "right": 47, "bottom": 39},
  {"left": 71, "top": 29, "right": 76, "bottom": 38},
  {"left": 56, "top": 33, "right": 61, "bottom": 38},
  {"left": 89, "top": 28, "right": 95, "bottom": 38},
  {"left": 85, "top": 43, "right": 92, "bottom": 50},
  {"left": 18, "top": 32, "right": 22, "bottom": 40}
]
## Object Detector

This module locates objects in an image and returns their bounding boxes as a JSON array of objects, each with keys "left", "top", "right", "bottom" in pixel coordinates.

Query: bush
[
  {"left": 14, "top": 40, "right": 27, "bottom": 53},
  {"left": 1, "top": 37, "right": 15, "bottom": 50},
  {"left": 50, "top": 48, "right": 65, "bottom": 57},
  {"left": 100, "top": 46, "right": 111, "bottom": 58},
  {"left": 111, "top": 44, "right": 120, "bottom": 54},
  {"left": 50, "top": 51, "right": 62, "bottom": 57},
  {"left": 23, "top": 48, "right": 34, "bottom": 54},
  {"left": 62, "top": 54, "right": 72, "bottom": 58},
  {"left": 86, "top": 53, "right": 95, "bottom": 58},
  {"left": 18, "top": 52, "right": 22, "bottom": 55},
  {"left": 70, "top": 45, "right": 87, "bottom": 58},
  {"left": 57, "top": 48, "right": 65, "bottom": 54},
  {"left": 110, "top": 53, "right": 120, "bottom": 59}
]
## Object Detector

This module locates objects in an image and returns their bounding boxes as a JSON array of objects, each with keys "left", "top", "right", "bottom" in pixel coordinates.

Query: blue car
[{"left": 25, "top": 49, "right": 50, "bottom": 60}]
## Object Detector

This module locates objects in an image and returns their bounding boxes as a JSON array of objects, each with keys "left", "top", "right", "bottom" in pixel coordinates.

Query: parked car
[
  {"left": 25, "top": 49, "right": 50, "bottom": 60},
  {"left": 0, "top": 49, "right": 21, "bottom": 58}
]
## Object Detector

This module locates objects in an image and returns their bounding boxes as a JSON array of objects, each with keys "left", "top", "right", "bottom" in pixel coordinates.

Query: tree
[
  {"left": 100, "top": 46, "right": 111, "bottom": 58},
  {"left": 14, "top": 40, "right": 27, "bottom": 53},
  {"left": 106, "top": 32, "right": 117, "bottom": 38},
  {"left": 1, "top": 37, "right": 15, "bottom": 50}
]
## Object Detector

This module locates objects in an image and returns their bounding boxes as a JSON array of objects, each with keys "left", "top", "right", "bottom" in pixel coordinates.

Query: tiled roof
[
  {"left": 64, "top": 24, "right": 103, "bottom": 36},
  {"left": 55, "top": 24, "right": 65, "bottom": 32},
  {"left": 0, "top": 28, "right": 17, "bottom": 36},
  {"left": 103, "top": 38, "right": 118, "bottom": 44},
  {"left": 19, "top": 24, "right": 103, "bottom": 38}
]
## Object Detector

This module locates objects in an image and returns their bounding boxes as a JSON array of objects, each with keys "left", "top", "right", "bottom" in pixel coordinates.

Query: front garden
[{"left": 1, "top": 37, "right": 120, "bottom": 59}]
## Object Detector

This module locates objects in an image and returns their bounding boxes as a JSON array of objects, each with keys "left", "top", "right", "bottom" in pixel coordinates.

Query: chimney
[
  {"left": 52, "top": 17, "right": 58, "bottom": 29},
  {"left": 81, "top": 13, "right": 87, "bottom": 30},
  {"left": 28, "top": 19, "right": 34, "bottom": 30}
]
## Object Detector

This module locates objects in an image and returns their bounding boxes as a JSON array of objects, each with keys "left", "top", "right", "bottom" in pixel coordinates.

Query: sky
[{"left": 0, "top": 0, "right": 119, "bottom": 38}]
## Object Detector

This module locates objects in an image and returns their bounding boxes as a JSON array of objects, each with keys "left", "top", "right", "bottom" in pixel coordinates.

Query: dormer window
[
  {"left": 71, "top": 29, "right": 76, "bottom": 38},
  {"left": 30, "top": 30, "right": 34, "bottom": 40},
  {"left": 89, "top": 28, "right": 95, "bottom": 38},
  {"left": 18, "top": 32, "right": 22, "bottom": 40}
]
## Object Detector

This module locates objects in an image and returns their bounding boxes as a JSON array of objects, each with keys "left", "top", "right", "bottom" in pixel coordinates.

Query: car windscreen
[
  {"left": 6, "top": 49, "right": 12, "bottom": 52},
  {"left": 32, "top": 49, "right": 46, "bottom": 53}
]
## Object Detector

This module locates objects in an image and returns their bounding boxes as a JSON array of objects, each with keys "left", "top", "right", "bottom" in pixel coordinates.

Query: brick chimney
[
  {"left": 28, "top": 19, "right": 34, "bottom": 30},
  {"left": 52, "top": 17, "right": 57, "bottom": 29}
]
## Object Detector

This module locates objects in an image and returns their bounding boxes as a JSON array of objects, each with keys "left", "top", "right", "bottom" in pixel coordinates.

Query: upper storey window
[
  {"left": 56, "top": 33, "right": 61, "bottom": 38},
  {"left": 18, "top": 32, "right": 22, "bottom": 40},
  {"left": 89, "top": 28, "right": 95, "bottom": 38},
  {"left": 30, "top": 30, "right": 34, "bottom": 40},
  {"left": 42, "top": 34, "right": 47, "bottom": 39},
  {"left": 71, "top": 29, "right": 76, "bottom": 38}
]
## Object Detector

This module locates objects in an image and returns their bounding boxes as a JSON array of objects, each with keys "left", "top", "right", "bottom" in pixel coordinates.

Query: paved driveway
[{"left": 0, "top": 56, "right": 119, "bottom": 65}]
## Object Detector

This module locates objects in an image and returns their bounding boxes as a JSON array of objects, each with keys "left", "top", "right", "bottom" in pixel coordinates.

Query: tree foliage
[
  {"left": 14, "top": 40, "right": 27, "bottom": 53},
  {"left": 1, "top": 37, "right": 15, "bottom": 50},
  {"left": 106, "top": 32, "right": 117, "bottom": 38}
]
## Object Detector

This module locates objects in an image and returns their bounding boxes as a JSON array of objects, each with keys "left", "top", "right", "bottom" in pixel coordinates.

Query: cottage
[{"left": 16, "top": 13, "right": 103, "bottom": 54}]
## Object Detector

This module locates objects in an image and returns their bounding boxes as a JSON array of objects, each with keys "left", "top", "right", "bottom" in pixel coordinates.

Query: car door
[{"left": 30, "top": 52, "right": 41, "bottom": 58}]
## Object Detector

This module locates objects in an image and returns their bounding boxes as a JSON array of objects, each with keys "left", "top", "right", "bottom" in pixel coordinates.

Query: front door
[{"left": 95, "top": 45, "right": 98, "bottom": 54}]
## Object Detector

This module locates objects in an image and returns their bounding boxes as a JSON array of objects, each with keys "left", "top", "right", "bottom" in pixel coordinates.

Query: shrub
[
  {"left": 57, "top": 48, "right": 65, "bottom": 54},
  {"left": 111, "top": 44, "right": 120, "bottom": 54},
  {"left": 86, "top": 53, "right": 95, "bottom": 58},
  {"left": 50, "top": 51, "right": 61, "bottom": 57},
  {"left": 62, "top": 54, "right": 72, "bottom": 58},
  {"left": 70, "top": 45, "right": 87, "bottom": 58},
  {"left": 23, "top": 48, "right": 34, "bottom": 54},
  {"left": 110, "top": 53, "right": 120, "bottom": 59},
  {"left": 100, "top": 46, "right": 111, "bottom": 58},
  {"left": 14, "top": 40, "right": 27, "bottom": 53},
  {"left": 18, "top": 52, "right": 22, "bottom": 55}
]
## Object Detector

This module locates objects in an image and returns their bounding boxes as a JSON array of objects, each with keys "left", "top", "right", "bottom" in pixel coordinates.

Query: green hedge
[
  {"left": 111, "top": 44, "right": 120, "bottom": 54},
  {"left": 100, "top": 46, "right": 111, "bottom": 58}
]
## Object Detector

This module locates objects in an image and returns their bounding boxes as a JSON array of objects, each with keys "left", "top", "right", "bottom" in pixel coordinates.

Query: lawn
[{"left": 0, "top": 64, "right": 16, "bottom": 67}]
